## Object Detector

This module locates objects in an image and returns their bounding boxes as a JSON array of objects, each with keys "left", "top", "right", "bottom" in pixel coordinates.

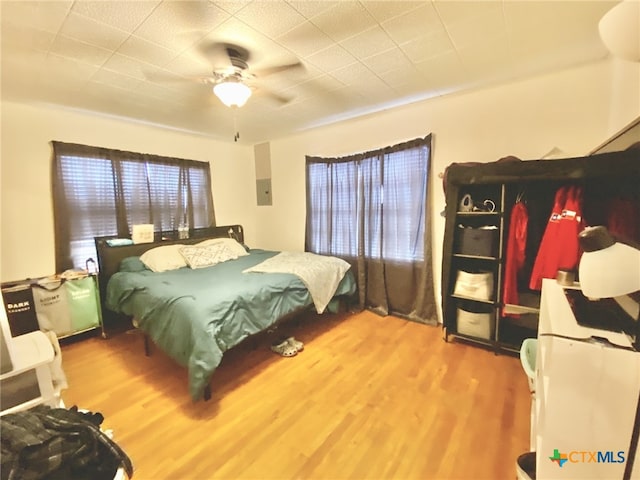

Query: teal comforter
[{"left": 105, "top": 249, "right": 356, "bottom": 400}]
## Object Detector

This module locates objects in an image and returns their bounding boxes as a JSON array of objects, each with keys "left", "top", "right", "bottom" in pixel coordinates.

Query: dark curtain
[
  {"left": 51, "top": 141, "right": 215, "bottom": 271},
  {"left": 305, "top": 135, "right": 437, "bottom": 325}
]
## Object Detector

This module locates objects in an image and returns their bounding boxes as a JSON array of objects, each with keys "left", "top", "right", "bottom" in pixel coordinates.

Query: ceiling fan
[{"left": 194, "top": 42, "right": 304, "bottom": 108}]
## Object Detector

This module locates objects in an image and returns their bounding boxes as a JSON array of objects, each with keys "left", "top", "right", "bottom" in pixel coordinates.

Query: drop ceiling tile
[
  {"left": 275, "top": 21, "right": 334, "bottom": 58},
  {"left": 1, "top": 1, "right": 72, "bottom": 34},
  {"left": 306, "top": 44, "right": 358, "bottom": 73},
  {"left": 117, "top": 35, "right": 178, "bottom": 68},
  {"left": 435, "top": 1, "right": 506, "bottom": 49},
  {"left": 0, "top": 22, "right": 56, "bottom": 53},
  {"left": 399, "top": 30, "right": 455, "bottom": 63},
  {"left": 378, "top": 66, "right": 424, "bottom": 89},
  {"left": 49, "top": 35, "right": 113, "bottom": 67},
  {"left": 360, "top": 47, "right": 413, "bottom": 76},
  {"left": 330, "top": 62, "right": 379, "bottom": 87},
  {"left": 287, "top": 1, "right": 340, "bottom": 20},
  {"left": 506, "top": 2, "right": 611, "bottom": 62},
  {"left": 361, "top": 1, "right": 426, "bottom": 23},
  {"left": 164, "top": 51, "right": 213, "bottom": 77},
  {"left": 215, "top": 0, "right": 253, "bottom": 15},
  {"left": 59, "top": 12, "right": 130, "bottom": 51},
  {"left": 44, "top": 52, "right": 100, "bottom": 84},
  {"left": 340, "top": 25, "right": 398, "bottom": 60},
  {"left": 133, "top": 1, "right": 230, "bottom": 51},
  {"left": 101, "top": 53, "right": 152, "bottom": 81},
  {"left": 71, "top": 1, "right": 160, "bottom": 34},
  {"left": 90, "top": 68, "right": 143, "bottom": 91},
  {"left": 381, "top": 2, "right": 442, "bottom": 45},
  {"left": 414, "top": 50, "right": 468, "bottom": 92},
  {"left": 457, "top": 34, "right": 512, "bottom": 82},
  {"left": 310, "top": 2, "right": 378, "bottom": 42},
  {"left": 235, "top": 1, "right": 307, "bottom": 38}
]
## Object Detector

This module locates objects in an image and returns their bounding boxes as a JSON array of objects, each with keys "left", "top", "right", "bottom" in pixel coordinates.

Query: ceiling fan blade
[
  {"left": 255, "top": 86, "right": 293, "bottom": 105},
  {"left": 197, "top": 42, "right": 233, "bottom": 70},
  {"left": 252, "top": 62, "right": 304, "bottom": 77},
  {"left": 144, "top": 69, "right": 216, "bottom": 86}
]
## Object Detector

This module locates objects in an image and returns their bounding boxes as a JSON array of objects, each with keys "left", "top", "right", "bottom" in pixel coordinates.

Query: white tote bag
[{"left": 453, "top": 270, "right": 494, "bottom": 301}]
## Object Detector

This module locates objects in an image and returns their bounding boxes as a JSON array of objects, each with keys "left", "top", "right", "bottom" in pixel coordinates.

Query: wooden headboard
[{"left": 94, "top": 224, "right": 244, "bottom": 336}]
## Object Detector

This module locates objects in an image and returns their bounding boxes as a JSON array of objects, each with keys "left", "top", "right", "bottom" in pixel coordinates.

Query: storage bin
[
  {"left": 453, "top": 270, "right": 494, "bottom": 301},
  {"left": 456, "top": 225, "right": 498, "bottom": 257},
  {"left": 1, "top": 283, "right": 39, "bottom": 337},
  {"left": 456, "top": 306, "right": 493, "bottom": 340}
]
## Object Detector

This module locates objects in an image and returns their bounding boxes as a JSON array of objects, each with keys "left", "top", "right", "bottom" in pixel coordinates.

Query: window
[
  {"left": 52, "top": 142, "right": 215, "bottom": 270},
  {"left": 306, "top": 136, "right": 430, "bottom": 263}
]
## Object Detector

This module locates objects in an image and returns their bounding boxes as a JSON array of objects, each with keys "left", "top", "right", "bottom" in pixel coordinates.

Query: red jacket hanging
[
  {"left": 556, "top": 185, "right": 584, "bottom": 272},
  {"left": 529, "top": 186, "right": 572, "bottom": 290},
  {"left": 503, "top": 200, "right": 528, "bottom": 315}
]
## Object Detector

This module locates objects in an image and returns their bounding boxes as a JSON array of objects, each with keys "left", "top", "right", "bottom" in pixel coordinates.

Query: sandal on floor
[
  {"left": 271, "top": 340, "right": 298, "bottom": 357},
  {"left": 286, "top": 337, "right": 304, "bottom": 352}
]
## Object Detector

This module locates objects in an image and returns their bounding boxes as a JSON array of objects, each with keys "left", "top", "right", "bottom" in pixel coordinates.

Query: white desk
[
  {"left": 534, "top": 279, "right": 640, "bottom": 479},
  {"left": 0, "top": 331, "right": 59, "bottom": 416}
]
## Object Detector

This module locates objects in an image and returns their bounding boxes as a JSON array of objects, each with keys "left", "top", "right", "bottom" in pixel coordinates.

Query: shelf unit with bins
[
  {"left": 444, "top": 183, "right": 505, "bottom": 348},
  {"left": 441, "top": 148, "right": 639, "bottom": 354}
]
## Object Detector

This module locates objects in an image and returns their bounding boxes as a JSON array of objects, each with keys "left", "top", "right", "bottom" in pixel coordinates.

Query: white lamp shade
[
  {"left": 598, "top": 0, "right": 640, "bottom": 62},
  {"left": 213, "top": 81, "right": 252, "bottom": 107},
  {"left": 579, "top": 242, "right": 640, "bottom": 299}
]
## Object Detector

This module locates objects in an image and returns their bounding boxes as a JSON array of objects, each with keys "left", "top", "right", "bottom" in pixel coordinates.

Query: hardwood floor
[{"left": 60, "top": 310, "right": 531, "bottom": 480}]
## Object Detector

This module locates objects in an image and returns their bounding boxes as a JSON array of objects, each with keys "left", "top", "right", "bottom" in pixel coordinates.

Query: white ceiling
[{"left": 0, "top": 1, "right": 618, "bottom": 145}]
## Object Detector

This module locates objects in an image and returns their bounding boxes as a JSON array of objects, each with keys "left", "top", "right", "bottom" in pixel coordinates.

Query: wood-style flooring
[{"left": 60, "top": 310, "right": 531, "bottom": 480}]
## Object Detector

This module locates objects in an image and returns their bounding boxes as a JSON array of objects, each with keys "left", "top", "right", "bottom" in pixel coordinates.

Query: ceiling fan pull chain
[{"left": 234, "top": 110, "right": 240, "bottom": 142}]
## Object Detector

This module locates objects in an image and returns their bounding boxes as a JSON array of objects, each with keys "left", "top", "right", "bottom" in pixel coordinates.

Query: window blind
[{"left": 52, "top": 142, "right": 215, "bottom": 271}]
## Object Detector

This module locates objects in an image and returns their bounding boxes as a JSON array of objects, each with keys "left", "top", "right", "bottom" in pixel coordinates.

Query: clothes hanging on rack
[
  {"left": 529, "top": 185, "right": 584, "bottom": 290},
  {"left": 555, "top": 185, "right": 585, "bottom": 272},
  {"left": 502, "top": 195, "right": 528, "bottom": 316}
]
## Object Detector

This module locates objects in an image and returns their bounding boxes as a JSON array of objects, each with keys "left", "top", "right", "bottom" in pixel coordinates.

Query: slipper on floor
[
  {"left": 271, "top": 340, "right": 298, "bottom": 357},
  {"left": 286, "top": 337, "right": 304, "bottom": 352}
]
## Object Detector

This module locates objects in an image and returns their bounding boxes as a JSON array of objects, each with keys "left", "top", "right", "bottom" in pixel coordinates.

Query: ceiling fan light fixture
[{"left": 213, "top": 81, "right": 252, "bottom": 107}]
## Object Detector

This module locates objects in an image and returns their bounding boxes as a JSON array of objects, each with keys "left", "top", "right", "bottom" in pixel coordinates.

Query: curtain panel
[
  {"left": 51, "top": 141, "right": 215, "bottom": 271},
  {"left": 305, "top": 135, "right": 437, "bottom": 325}
]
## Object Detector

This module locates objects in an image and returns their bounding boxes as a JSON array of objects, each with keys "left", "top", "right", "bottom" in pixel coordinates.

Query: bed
[{"left": 95, "top": 225, "right": 356, "bottom": 401}]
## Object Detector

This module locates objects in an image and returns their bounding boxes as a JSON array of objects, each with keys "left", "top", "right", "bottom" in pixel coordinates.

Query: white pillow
[
  {"left": 139, "top": 244, "right": 188, "bottom": 272},
  {"left": 180, "top": 244, "right": 237, "bottom": 269},
  {"left": 196, "top": 238, "right": 248, "bottom": 257}
]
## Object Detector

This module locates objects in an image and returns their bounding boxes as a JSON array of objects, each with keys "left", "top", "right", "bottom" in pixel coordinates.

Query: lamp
[
  {"left": 578, "top": 226, "right": 640, "bottom": 480},
  {"left": 578, "top": 226, "right": 640, "bottom": 299},
  {"left": 598, "top": 0, "right": 640, "bottom": 62},
  {"left": 213, "top": 80, "right": 252, "bottom": 107}
]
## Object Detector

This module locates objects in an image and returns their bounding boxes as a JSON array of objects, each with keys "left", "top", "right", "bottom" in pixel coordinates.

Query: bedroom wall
[
  {"left": 0, "top": 101, "right": 256, "bottom": 282},
  {"left": 260, "top": 57, "right": 640, "bottom": 322}
]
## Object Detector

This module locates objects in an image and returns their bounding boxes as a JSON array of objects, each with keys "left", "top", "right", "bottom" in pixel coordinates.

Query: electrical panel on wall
[
  {"left": 254, "top": 142, "right": 272, "bottom": 206},
  {"left": 256, "top": 178, "right": 272, "bottom": 206}
]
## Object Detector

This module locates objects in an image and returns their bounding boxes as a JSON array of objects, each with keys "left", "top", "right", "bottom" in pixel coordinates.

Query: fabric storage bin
[
  {"left": 453, "top": 270, "right": 494, "bottom": 301},
  {"left": 456, "top": 225, "right": 498, "bottom": 257},
  {"left": 457, "top": 305, "right": 493, "bottom": 340},
  {"left": 1, "top": 282, "right": 39, "bottom": 337},
  {"left": 32, "top": 275, "right": 101, "bottom": 338}
]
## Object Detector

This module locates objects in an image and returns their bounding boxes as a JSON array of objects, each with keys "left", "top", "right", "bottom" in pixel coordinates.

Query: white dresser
[{"left": 534, "top": 279, "right": 640, "bottom": 479}]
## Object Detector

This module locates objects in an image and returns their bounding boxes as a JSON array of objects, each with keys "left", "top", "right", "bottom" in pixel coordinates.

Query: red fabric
[
  {"left": 556, "top": 185, "right": 584, "bottom": 272},
  {"left": 502, "top": 201, "right": 528, "bottom": 316},
  {"left": 529, "top": 186, "right": 569, "bottom": 290}
]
